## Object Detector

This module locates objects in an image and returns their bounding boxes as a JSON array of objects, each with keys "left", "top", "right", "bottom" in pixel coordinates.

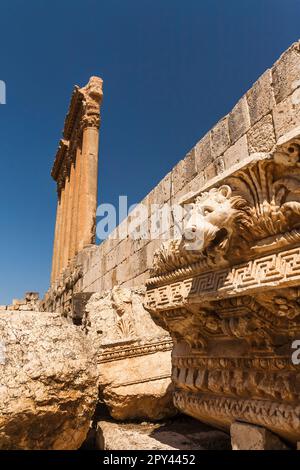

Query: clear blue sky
[{"left": 0, "top": 0, "right": 299, "bottom": 304}]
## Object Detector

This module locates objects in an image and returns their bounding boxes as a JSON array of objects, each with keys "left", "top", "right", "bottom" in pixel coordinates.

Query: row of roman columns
[{"left": 50, "top": 77, "right": 103, "bottom": 285}]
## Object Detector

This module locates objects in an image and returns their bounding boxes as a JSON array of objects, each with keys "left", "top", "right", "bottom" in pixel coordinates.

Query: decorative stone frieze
[
  {"left": 83, "top": 287, "right": 176, "bottom": 421},
  {"left": 145, "top": 133, "right": 300, "bottom": 444}
]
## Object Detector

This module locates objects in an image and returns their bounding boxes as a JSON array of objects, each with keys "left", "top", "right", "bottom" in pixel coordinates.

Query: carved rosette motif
[{"left": 144, "top": 137, "right": 300, "bottom": 444}]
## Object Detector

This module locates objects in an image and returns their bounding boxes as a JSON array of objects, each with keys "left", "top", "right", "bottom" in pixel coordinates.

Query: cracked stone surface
[
  {"left": 95, "top": 416, "right": 231, "bottom": 450},
  {"left": 0, "top": 310, "right": 98, "bottom": 450}
]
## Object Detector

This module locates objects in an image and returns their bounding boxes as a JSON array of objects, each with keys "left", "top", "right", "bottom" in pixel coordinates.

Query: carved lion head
[{"left": 182, "top": 185, "right": 246, "bottom": 255}]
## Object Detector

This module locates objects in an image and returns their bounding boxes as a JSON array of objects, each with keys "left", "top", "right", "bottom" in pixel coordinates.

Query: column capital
[{"left": 80, "top": 76, "right": 103, "bottom": 130}]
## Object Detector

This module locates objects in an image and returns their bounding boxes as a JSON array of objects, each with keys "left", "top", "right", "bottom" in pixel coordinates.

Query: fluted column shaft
[
  {"left": 77, "top": 125, "right": 99, "bottom": 252},
  {"left": 56, "top": 185, "right": 66, "bottom": 277},
  {"left": 51, "top": 193, "right": 62, "bottom": 284},
  {"left": 61, "top": 174, "right": 71, "bottom": 271},
  {"left": 69, "top": 145, "right": 82, "bottom": 259},
  {"left": 64, "top": 159, "right": 76, "bottom": 264}
]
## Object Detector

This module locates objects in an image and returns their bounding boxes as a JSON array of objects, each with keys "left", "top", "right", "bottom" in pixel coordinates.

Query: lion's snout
[{"left": 182, "top": 218, "right": 219, "bottom": 252}]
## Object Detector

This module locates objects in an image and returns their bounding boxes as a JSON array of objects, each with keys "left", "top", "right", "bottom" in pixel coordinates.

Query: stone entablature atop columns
[
  {"left": 145, "top": 131, "right": 300, "bottom": 445},
  {"left": 50, "top": 76, "right": 103, "bottom": 284}
]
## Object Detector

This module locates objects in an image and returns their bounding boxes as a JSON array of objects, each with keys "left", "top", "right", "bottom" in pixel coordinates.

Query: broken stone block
[
  {"left": 230, "top": 422, "right": 289, "bottom": 451},
  {"left": 83, "top": 287, "right": 175, "bottom": 421},
  {"left": 25, "top": 292, "right": 39, "bottom": 301},
  {"left": 0, "top": 310, "right": 98, "bottom": 450},
  {"left": 72, "top": 292, "right": 93, "bottom": 325},
  {"left": 96, "top": 416, "right": 231, "bottom": 450}
]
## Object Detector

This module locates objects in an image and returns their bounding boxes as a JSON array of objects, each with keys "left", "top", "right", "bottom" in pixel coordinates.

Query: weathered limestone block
[
  {"left": 195, "top": 132, "right": 212, "bottom": 173},
  {"left": 83, "top": 287, "right": 175, "bottom": 421},
  {"left": 247, "top": 113, "right": 276, "bottom": 153},
  {"left": 184, "top": 149, "right": 197, "bottom": 183},
  {"left": 247, "top": 69, "right": 275, "bottom": 125},
  {"left": 230, "top": 422, "right": 289, "bottom": 450},
  {"left": 272, "top": 41, "right": 300, "bottom": 104},
  {"left": 210, "top": 116, "right": 230, "bottom": 158},
  {"left": 273, "top": 88, "right": 300, "bottom": 139},
  {"left": 172, "top": 159, "right": 187, "bottom": 197},
  {"left": 223, "top": 135, "right": 248, "bottom": 169},
  {"left": 228, "top": 97, "right": 250, "bottom": 144},
  {"left": 8, "top": 292, "right": 40, "bottom": 312},
  {"left": 0, "top": 311, "right": 98, "bottom": 450},
  {"left": 96, "top": 416, "right": 230, "bottom": 450}
]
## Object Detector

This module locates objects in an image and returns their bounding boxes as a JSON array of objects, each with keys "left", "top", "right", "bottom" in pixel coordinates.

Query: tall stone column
[
  {"left": 77, "top": 125, "right": 99, "bottom": 251},
  {"left": 61, "top": 173, "right": 71, "bottom": 271},
  {"left": 77, "top": 76, "right": 103, "bottom": 252},
  {"left": 51, "top": 192, "right": 62, "bottom": 284},
  {"left": 51, "top": 139, "right": 69, "bottom": 282},
  {"left": 69, "top": 145, "right": 82, "bottom": 259},
  {"left": 50, "top": 76, "right": 103, "bottom": 284},
  {"left": 64, "top": 158, "right": 75, "bottom": 265},
  {"left": 56, "top": 183, "right": 66, "bottom": 278}
]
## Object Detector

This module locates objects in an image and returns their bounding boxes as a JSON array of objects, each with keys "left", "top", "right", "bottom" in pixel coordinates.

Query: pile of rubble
[{"left": 0, "top": 292, "right": 40, "bottom": 312}]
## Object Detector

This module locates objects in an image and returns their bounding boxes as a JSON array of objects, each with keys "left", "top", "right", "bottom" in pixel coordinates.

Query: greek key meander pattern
[{"left": 145, "top": 247, "right": 300, "bottom": 310}]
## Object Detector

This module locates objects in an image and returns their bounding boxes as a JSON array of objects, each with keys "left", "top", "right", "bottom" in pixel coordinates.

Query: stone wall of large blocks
[
  {"left": 41, "top": 40, "right": 300, "bottom": 315},
  {"left": 77, "top": 41, "right": 300, "bottom": 295}
]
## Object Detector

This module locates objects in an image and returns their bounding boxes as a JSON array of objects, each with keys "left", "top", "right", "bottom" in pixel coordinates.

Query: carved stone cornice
[
  {"left": 146, "top": 247, "right": 300, "bottom": 309},
  {"left": 98, "top": 337, "right": 173, "bottom": 363},
  {"left": 145, "top": 131, "right": 300, "bottom": 444},
  {"left": 149, "top": 135, "right": 300, "bottom": 280},
  {"left": 51, "top": 139, "right": 70, "bottom": 189},
  {"left": 174, "top": 392, "right": 300, "bottom": 443}
]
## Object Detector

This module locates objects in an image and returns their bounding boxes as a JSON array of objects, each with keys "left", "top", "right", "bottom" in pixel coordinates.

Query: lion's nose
[{"left": 183, "top": 225, "right": 197, "bottom": 241}]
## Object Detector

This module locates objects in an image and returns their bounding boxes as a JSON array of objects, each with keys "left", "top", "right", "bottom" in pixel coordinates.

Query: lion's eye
[{"left": 203, "top": 207, "right": 213, "bottom": 216}]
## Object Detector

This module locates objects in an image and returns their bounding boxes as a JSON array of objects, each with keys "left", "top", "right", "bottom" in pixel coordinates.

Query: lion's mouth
[
  {"left": 207, "top": 227, "right": 229, "bottom": 250},
  {"left": 182, "top": 226, "right": 229, "bottom": 254}
]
